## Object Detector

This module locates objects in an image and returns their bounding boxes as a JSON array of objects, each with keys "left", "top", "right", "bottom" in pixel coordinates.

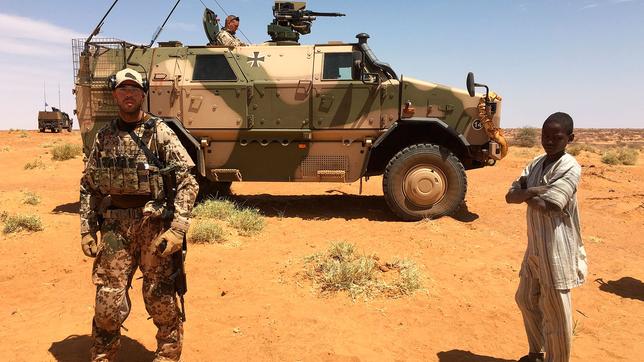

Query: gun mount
[{"left": 268, "top": 1, "right": 345, "bottom": 43}]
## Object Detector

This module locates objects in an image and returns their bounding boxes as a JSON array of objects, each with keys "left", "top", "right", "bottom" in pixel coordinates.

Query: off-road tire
[
  {"left": 383, "top": 143, "right": 467, "bottom": 220},
  {"left": 67, "top": 126, "right": 72, "bottom": 132},
  {"left": 39, "top": 128, "right": 44, "bottom": 133}
]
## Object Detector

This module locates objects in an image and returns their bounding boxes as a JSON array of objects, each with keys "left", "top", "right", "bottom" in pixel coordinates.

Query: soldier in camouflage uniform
[
  {"left": 79, "top": 68, "right": 198, "bottom": 362},
  {"left": 215, "top": 14, "right": 247, "bottom": 46}
]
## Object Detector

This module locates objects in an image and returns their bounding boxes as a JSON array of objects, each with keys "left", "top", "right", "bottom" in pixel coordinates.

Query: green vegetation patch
[
  {"left": 22, "top": 192, "right": 41, "bottom": 205},
  {"left": 304, "top": 242, "right": 422, "bottom": 299},
  {"left": 51, "top": 143, "right": 82, "bottom": 161},
  {"left": 227, "top": 207, "right": 265, "bottom": 236},
  {"left": 189, "top": 219, "right": 226, "bottom": 243},
  {"left": 3, "top": 214, "right": 44, "bottom": 233},
  {"left": 601, "top": 147, "right": 639, "bottom": 166},
  {"left": 192, "top": 198, "right": 237, "bottom": 219},
  {"left": 192, "top": 198, "right": 265, "bottom": 237},
  {"left": 512, "top": 127, "right": 539, "bottom": 148},
  {"left": 24, "top": 158, "right": 46, "bottom": 170}
]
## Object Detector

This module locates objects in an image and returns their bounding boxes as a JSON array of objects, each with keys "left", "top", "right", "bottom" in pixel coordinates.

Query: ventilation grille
[{"left": 301, "top": 155, "right": 348, "bottom": 178}]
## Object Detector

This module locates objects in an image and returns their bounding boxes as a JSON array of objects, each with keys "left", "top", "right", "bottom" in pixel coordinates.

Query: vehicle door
[
  {"left": 181, "top": 48, "right": 249, "bottom": 129},
  {"left": 236, "top": 46, "right": 313, "bottom": 129},
  {"left": 148, "top": 46, "right": 187, "bottom": 118},
  {"left": 312, "top": 45, "right": 381, "bottom": 129}
]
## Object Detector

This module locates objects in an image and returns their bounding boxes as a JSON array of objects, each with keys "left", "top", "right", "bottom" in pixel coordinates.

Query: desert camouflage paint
[{"left": 74, "top": 32, "right": 505, "bottom": 219}]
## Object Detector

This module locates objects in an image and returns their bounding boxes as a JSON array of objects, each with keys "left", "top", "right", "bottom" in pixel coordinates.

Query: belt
[{"left": 103, "top": 207, "right": 144, "bottom": 219}]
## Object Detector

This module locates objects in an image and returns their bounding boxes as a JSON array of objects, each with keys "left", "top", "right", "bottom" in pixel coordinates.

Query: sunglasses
[{"left": 115, "top": 86, "right": 143, "bottom": 94}]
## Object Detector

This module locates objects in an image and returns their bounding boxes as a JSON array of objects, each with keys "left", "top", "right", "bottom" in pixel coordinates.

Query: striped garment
[
  {"left": 510, "top": 153, "right": 588, "bottom": 290},
  {"left": 516, "top": 257, "right": 574, "bottom": 362},
  {"left": 511, "top": 152, "right": 588, "bottom": 362}
]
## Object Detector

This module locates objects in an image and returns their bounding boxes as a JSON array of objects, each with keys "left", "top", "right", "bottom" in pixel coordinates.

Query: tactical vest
[{"left": 91, "top": 118, "right": 165, "bottom": 200}]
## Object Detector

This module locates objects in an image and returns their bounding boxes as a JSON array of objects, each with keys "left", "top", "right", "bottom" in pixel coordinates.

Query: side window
[
  {"left": 193, "top": 54, "right": 237, "bottom": 81},
  {"left": 323, "top": 53, "right": 354, "bottom": 81}
]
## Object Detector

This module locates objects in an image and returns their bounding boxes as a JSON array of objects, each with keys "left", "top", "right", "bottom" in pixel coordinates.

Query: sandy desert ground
[{"left": 0, "top": 129, "right": 642, "bottom": 361}]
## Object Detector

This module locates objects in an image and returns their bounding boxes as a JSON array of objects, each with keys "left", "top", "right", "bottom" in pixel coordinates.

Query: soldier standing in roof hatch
[
  {"left": 79, "top": 68, "right": 198, "bottom": 362},
  {"left": 216, "top": 14, "right": 248, "bottom": 46}
]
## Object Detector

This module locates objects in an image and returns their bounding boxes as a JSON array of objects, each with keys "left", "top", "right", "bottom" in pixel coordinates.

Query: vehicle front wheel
[{"left": 383, "top": 143, "right": 467, "bottom": 220}]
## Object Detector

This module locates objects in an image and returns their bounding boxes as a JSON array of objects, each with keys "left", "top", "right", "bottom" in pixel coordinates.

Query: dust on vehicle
[
  {"left": 38, "top": 107, "right": 73, "bottom": 133},
  {"left": 73, "top": 1, "right": 508, "bottom": 220}
]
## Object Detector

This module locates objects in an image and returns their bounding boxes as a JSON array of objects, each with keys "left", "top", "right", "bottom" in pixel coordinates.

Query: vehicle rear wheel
[
  {"left": 39, "top": 128, "right": 44, "bottom": 133},
  {"left": 383, "top": 143, "right": 467, "bottom": 220},
  {"left": 67, "top": 126, "right": 72, "bottom": 132}
]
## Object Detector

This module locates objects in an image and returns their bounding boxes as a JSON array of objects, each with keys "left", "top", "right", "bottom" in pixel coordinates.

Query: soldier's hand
[
  {"left": 154, "top": 228, "right": 185, "bottom": 257},
  {"left": 81, "top": 233, "right": 98, "bottom": 257}
]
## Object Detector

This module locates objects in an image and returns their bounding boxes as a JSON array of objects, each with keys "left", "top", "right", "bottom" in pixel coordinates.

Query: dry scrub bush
[
  {"left": 0, "top": 146, "right": 11, "bottom": 152},
  {"left": 19, "top": 131, "right": 28, "bottom": 138},
  {"left": 304, "top": 242, "right": 422, "bottom": 299},
  {"left": 42, "top": 140, "right": 60, "bottom": 148},
  {"left": 192, "top": 199, "right": 236, "bottom": 219},
  {"left": 192, "top": 198, "right": 265, "bottom": 236},
  {"left": 227, "top": 208, "right": 265, "bottom": 236},
  {"left": 52, "top": 143, "right": 82, "bottom": 161},
  {"left": 601, "top": 147, "right": 639, "bottom": 165},
  {"left": 567, "top": 144, "right": 597, "bottom": 156},
  {"left": 3, "top": 214, "right": 43, "bottom": 233},
  {"left": 189, "top": 220, "right": 226, "bottom": 243},
  {"left": 512, "top": 127, "right": 539, "bottom": 148},
  {"left": 22, "top": 192, "right": 41, "bottom": 205},
  {"left": 24, "top": 159, "right": 46, "bottom": 170}
]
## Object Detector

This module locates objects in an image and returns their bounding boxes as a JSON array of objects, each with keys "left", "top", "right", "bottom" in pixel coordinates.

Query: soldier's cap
[
  {"left": 113, "top": 68, "right": 145, "bottom": 90},
  {"left": 225, "top": 15, "right": 240, "bottom": 24}
]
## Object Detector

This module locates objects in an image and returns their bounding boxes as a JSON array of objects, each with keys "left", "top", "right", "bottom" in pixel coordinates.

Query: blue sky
[{"left": 1, "top": 0, "right": 642, "bottom": 129}]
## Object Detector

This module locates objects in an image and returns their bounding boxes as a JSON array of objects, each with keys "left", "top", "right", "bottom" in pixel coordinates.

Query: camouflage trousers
[{"left": 91, "top": 215, "right": 183, "bottom": 362}]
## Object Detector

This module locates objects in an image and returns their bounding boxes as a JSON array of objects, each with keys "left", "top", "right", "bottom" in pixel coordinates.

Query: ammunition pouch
[
  {"left": 102, "top": 207, "right": 144, "bottom": 219},
  {"left": 91, "top": 161, "right": 164, "bottom": 199}
]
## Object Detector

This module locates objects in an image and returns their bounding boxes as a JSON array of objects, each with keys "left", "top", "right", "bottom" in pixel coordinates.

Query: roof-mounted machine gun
[{"left": 268, "top": 1, "right": 345, "bottom": 43}]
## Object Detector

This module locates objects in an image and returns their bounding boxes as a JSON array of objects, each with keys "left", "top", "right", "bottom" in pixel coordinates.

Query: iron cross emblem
[{"left": 247, "top": 52, "right": 265, "bottom": 68}]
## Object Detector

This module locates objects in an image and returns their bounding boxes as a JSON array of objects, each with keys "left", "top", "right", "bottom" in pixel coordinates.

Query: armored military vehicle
[
  {"left": 72, "top": 1, "right": 507, "bottom": 220},
  {"left": 38, "top": 107, "right": 73, "bottom": 132}
]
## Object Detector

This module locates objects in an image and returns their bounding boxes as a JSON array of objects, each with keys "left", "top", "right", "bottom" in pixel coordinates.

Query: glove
[
  {"left": 154, "top": 228, "right": 185, "bottom": 257},
  {"left": 81, "top": 233, "right": 98, "bottom": 257}
]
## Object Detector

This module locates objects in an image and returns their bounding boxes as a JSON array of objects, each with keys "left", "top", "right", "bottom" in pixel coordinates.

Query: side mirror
[
  {"left": 466, "top": 72, "right": 475, "bottom": 97},
  {"left": 466, "top": 71, "right": 489, "bottom": 99}
]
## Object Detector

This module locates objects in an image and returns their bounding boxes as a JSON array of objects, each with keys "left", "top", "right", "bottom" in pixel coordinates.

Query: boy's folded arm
[
  {"left": 540, "top": 166, "right": 581, "bottom": 210},
  {"left": 505, "top": 188, "right": 532, "bottom": 204}
]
